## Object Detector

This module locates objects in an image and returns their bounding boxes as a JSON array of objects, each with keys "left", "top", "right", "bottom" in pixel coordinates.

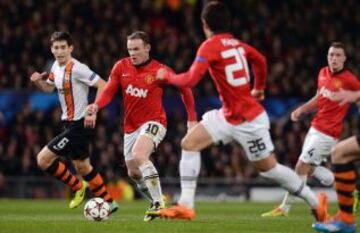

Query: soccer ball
[{"left": 83, "top": 197, "right": 111, "bottom": 221}]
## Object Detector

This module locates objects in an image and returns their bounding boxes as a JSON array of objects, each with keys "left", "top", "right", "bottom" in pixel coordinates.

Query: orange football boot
[
  {"left": 159, "top": 204, "right": 196, "bottom": 220},
  {"left": 312, "top": 192, "right": 328, "bottom": 222}
]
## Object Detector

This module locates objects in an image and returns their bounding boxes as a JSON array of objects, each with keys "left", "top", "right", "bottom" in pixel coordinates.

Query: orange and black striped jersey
[{"left": 47, "top": 58, "right": 99, "bottom": 121}]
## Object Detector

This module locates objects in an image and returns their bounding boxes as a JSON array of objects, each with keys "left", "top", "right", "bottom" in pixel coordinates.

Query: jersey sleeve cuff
[{"left": 89, "top": 73, "right": 100, "bottom": 86}]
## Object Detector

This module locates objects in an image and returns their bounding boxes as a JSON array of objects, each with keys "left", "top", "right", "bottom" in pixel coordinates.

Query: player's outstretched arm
[
  {"left": 157, "top": 41, "right": 210, "bottom": 87},
  {"left": 156, "top": 68, "right": 168, "bottom": 82},
  {"left": 329, "top": 89, "right": 360, "bottom": 105},
  {"left": 93, "top": 73, "right": 120, "bottom": 110},
  {"left": 291, "top": 93, "right": 319, "bottom": 121},
  {"left": 30, "top": 71, "right": 55, "bottom": 92},
  {"left": 156, "top": 60, "right": 208, "bottom": 88}
]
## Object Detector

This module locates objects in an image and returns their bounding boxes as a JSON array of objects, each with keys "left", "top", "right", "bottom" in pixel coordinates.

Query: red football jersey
[
  {"left": 165, "top": 33, "right": 267, "bottom": 125},
  {"left": 312, "top": 67, "right": 360, "bottom": 138},
  {"left": 95, "top": 58, "right": 197, "bottom": 133}
]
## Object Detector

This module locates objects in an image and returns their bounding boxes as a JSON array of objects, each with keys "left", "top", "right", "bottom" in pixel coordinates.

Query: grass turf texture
[{"left": 0, "top": 200, "right": 358, "bottom": 233}]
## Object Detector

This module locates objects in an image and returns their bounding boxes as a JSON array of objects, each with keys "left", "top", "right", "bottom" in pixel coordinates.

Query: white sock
[
  {"left": 298, "top": 184, "right": 319, "bottom": 209},
  {"left": 312, "top": 166, "right": 334, "bottom": 186},
  {"left": 178, "top": 150, "right": 201, "bottom": 209},
  {"left": 131, "top": 177, "right": 152, "bottom": 201},
  {"left": 279, "top": 175, "right": 307, "bottom": 212},
  {"left": 260, "top": 164, "right": 318, "bottom": 209},
  {"left": 139, "top": 161, "right": 163, "bottom": 206}
]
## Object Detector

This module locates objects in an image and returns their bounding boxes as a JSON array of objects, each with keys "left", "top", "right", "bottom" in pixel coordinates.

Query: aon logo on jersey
[
  {"left": 319, "top": 87, "right": 335, "bottom": 99},
  {"left": 125, "top": 84, "right": 148, "bottom": 98}
]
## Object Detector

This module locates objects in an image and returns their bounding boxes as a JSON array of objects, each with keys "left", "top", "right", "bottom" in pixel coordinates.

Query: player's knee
[
  {"left": 132, "top": 151, "right": 146, "bottom": 165},
  {"left": 331, "top": 145, "right": 343, "bottom": 163},
  {"left": 127, "top": 168, "right": 141, "bottom": 180},
  {"left": 254, "top": 154, "right": 277, "bottom": 172},
  {"left": 294, "top": 161, "right": 311, "bottom": 176},
  {"left": 294, "top": 161, "right": 302, "bottom": 173},
  {"left": 181, "top": 137, "right": 195, "bottom": 151},
  {"left": 74, "top": 161, "right": 92, "bottom": 176},
  {"left": 37, "top": 152, "right": 52, "bottom": 170}
]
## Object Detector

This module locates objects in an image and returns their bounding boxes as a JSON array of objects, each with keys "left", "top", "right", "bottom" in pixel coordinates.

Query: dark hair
[
  {"left": 50, "top": 31, "right": 73, "bottom": 46},
  {"left": 330, "top": 42, "right": 347, "bottom": 56},
  {"left": 127, "top": 31, "right": 150, "bottom": 45},
  {"left": 201, "top": 1, "right": 231, "bottom": 33}
]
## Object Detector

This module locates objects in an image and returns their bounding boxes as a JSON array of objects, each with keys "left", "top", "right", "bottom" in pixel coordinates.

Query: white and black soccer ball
[{"left": 83, "top": 197, "right": 111, "bottom": 221}]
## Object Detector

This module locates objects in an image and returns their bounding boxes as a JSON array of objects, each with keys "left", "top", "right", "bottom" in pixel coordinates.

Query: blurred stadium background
[{"left": 0, "top": 0, "right": 359, "bottom": 203}]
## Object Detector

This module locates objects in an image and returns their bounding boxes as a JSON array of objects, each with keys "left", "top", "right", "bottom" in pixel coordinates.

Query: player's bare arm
[
  {"left": 329, "top": 89, "right": 360, "bottom": 105},
  {"left": 84, "top": 103, "right": 99, "bottom": 128},
  {"left": 91, "top": 79, "right": 106, "bottom": 110},
  {"left": 93, "top": 78, "right": 107, "bottom": 97},
  {"left": 30, "top": 71, "right": 55, "bottom": 92},
  {"left": 291, "top": 93, "right": 319, "bottom": 121},
  {"left": 86, "top": 103, "right": 99, "bottom": 115},
  {"left": 84, "top": 111, "right": 97, "bottom": 128},
  {"left": 84, "top": 78, "right": 105, "bottom": 128}
]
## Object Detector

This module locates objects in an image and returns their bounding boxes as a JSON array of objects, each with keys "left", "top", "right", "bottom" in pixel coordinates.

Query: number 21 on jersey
[{"left": 221, "top": 47, "right": 250, "bottom": 87}]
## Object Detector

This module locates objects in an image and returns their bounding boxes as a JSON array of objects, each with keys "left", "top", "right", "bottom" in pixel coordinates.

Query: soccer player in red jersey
[
  {"left": 156, "top": 1, "right": 328, "bottom": 221},
  {"left": 313, "top": 89, "right": 360, "bottom": 232},
  {"left": 262, "top": 42, "right": 360, "bottom": 218},
  {"left": 85, "top": 31, "right": 197, "bottom": 221}
]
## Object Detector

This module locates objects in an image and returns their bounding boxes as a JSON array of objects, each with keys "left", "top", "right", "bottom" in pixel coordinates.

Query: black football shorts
[{"left": 47, "top": 119, "right": 93, "bottom": 160}]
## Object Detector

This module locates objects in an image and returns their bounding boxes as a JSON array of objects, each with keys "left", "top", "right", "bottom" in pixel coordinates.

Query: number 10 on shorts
[{"left": 145, "top": 123, "right": 159, "bottom": 136}]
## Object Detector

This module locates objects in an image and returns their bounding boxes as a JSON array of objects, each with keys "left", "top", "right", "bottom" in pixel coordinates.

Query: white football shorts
[
  {"left": 123, "top": 121, "right": 166, "bottom": 161},
  {"left": 201, "top": 109, "right": 274, "bottom": 161},
  {"left": 299, "top": 127, "right": 338, "bottom": 165}
]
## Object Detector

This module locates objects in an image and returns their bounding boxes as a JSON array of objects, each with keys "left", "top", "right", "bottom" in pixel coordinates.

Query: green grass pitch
[{"left": 0, "top": 199, "right": 358, "bottom": 233}]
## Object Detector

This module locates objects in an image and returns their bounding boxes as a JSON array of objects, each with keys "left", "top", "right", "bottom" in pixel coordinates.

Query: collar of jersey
[
  {"left": 330, "top": 67, "right": 346, "bottom": 76},
  {"left": 57, "top": 58, "right": 74, "bottom": 68},
  {"left": 212, "top": 32, "right": 232, "bottom": 38},
  {"left": 134, "top": 58, "right": 152, "bottom": 68}
]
